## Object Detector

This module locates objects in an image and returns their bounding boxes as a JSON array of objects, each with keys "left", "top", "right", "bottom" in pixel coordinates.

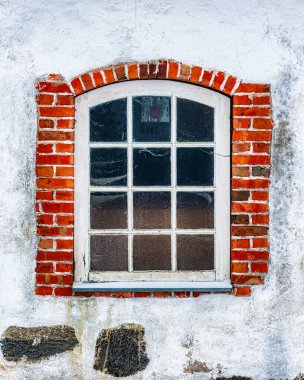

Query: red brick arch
[{"left": 35, "top": 60, "right": 272, "bottom": 297}]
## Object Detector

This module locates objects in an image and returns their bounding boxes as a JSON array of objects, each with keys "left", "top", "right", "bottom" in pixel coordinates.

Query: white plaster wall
[{"left": 0, "top": 0, "right": 304, "bottom": 379}]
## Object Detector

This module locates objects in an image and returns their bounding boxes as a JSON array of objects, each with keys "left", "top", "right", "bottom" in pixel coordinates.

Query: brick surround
[{"left": 35, "top": 60, "right": 273, "bottom": 297}]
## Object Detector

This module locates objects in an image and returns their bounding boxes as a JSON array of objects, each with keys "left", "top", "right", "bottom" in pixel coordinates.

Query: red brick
[
  {"left": 232, "top": 143, "right": 250, "bottom": 153},
  {"left": 39, "top": 107, "right": 75, "bottom": 118},
  {"left": 251, "top": 262, "right": 268, "bottom": 273},
  {"left": 57, "top": 120, "right": 75, "bottom": 129},
  {"left": 38, "top": 131, "right": 74, "bottom": 141},
  {"left": 56, "top": 95, "right": 74, "bottom": 105},
  {"left": 168, "top": 61, "right": 179, "bottom": 79},
  {"left": 231, "top": 214, "right": 249, "bottom": 224},
  {"left": 231, "top": 239, "right": 250, "bottom": 249},
  {"left": 252, "top": 215, "right": 269, "bottom": 225},
  {"left": 92, "top": 70, "right": 104, "bottom": 87},
  {"left": 55, "top": 143, "right": 74, "bottom": 153},
  {"left": 233, "top": 118, "right": 251, "bottom": 129},
  {"left": 235, "top": 83, "right": 270, "bottom": 93},
  {"left": 232, "top": 202, "right": 268, "bottom": 213},
  {"left": 148, "top": 61, "right": 158, "bottom": 78},
  {"left": 103, "top": 67, "right": 116, "bottom": 84},
  {"left": 37, "top": 178, "right": 74, "bottom": 189},
  {"left": 232, "top": 178, "right": 269, "bottom": 189},
  {"left": 36, "top": 262, "right": 53, "bottom": 273},
  {"left": 234, "top": 287, "right": 251, "bottom": 296},
  {"left": 175, "top": 292, "right": 190, "bottom": 298},
  {"left": 231, "top": 275, "right": 264, "bottom": 285},
  {"left": 127, "top": 63, "right": 138, "bottom": 80},
  {"left": 201, "top": 70, "right": 213, "bottom": 86},
  {"left": 94, "top": 292, "right": 112, "bottom": 297},
  {"left": 37, "top": 94, "right": 54, "bottom": 105},
  {"left": 37, "top": 226, "right": 73, "bottom": 237},
  {"left": 232, "top": 155, "right": 270, "bottom": 165},
  {"left": 233, "top": 95, "right": 251, "bottom": 105},
  {"left": 252, "top": 142, "right": 270, "bottom": 153},
  {"left": 55, "top": 191, "right": 74, "bottom": 201},
  {"left": 113, "top": 292, "right": 132, "bottom": 298},
  {"left": 232, "top": 226, "right": 268, "bottom": 237},
  {"left": 48, "top": 74, "right": 64, "bottom": 81},
  {"left": 154, "top": 292, "right": 172, "bottom": 298},
  {"left": 38, "top": 238, "right": 53, "bottom": 249},
  {"left": 189, "top": 66, "right": 202, "bottom": 83},
  {"left": 37, "top": 214, "right": 53, "bottom": 225},
  {"left": 36, "top": 251, "right": 73, "bottom": 261},
  {"left": 36, "top": 81, "right": 72, "bottom": 93},
  {"left": 54, "top": 287, "right": 73, "bottom": 296},
  {"left": 232, "top": 191, "right": 250, "bottom": 202},
  {"left": 36, "top": 155, "right": 74, "bottom": 165},
  {"left": 232, "top": 167, "right": 250, "bottom": 177},
  {"left": 36, "top": 191, "right": 53, "bottom": 201},
  {"left": 55, "top": 263, "right": 73, "bottom": 273},
  {"left": 36, "top": 286, "right": 53, "bottom": 296},
  {"left": 193, "top": 292, "right": 204, "bottom": 298},
  {"left": 233, "top": 131, "right": 272, "bottom": 142},
  {"left": 252, "top": 191, "right": 268, "bottom": 201},
  {"left": 37, "top": 143, "right": 53, "bottom": 154},
  {"left": 39, "top": 119, "right": 54, "bottom": 129},
  {"left": 252, "top": 237, "right": 269, "bottom": 248},
  {"left": 56, "top": 167, "right": 74, "bottom": 177},
  {"left": 71, "top": 77, "right": 84, "bottom": 95},
  {"left": 56, "top": 239, "right": 74, "bottom": 250},
  {"left": 211, "top": 71, "right": 225, "bottom": 90},
  {"left": 253, "top": 118, "right": 273, "bottom": 129},
  {"left": 233, "top": 107, "right": 270, "bottom": 117},
  {"left": 231, "top": 263, "right": 249, "bottom": 273},
  {"left": 81, "top": 73, "right": 94, "bottom": 91},
  {"left": 253, "top": 95, "right": 270, "bottom": 105},
  {"left": 231, "top": 250, "right": 269, "bottom": 261},
  {"left": 41, "top": 202, "right": 73, "bottom": 213},
  {"left": 179, "top": 64, "right": 191, "bottom": 81},
  {"left": 157, "top": 60, "right": 167, "bottom": 79},
  {"left": 56, "top": 215, "right": 74, "bottom": 226},
  {"left": 223, "top": 75, "right": 237, "bottom": 94},
  {"left": 134, "top": 292, "right": 151, "bottom": 297},
  {"left": 36, "top": 166, "right": 54, "bottom": 177},
  {"left": 139, "top": 63, "right": 148, "bottom": 79},
  {"left": 114, "top": 65, "right": 127, "bottom": 81}
]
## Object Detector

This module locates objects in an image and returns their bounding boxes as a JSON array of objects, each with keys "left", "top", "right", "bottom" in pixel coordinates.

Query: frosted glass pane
[
  {"left": 133, "top": 235, "right": 171, "bottom": 270},
  {"left": 177, "top": 235, "right": 214, "bottom": 270}
]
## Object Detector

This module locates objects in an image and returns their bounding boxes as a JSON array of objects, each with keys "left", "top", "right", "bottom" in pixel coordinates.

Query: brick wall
[{"left": 35, "top": 60, "right": 273, "bottom": 297}]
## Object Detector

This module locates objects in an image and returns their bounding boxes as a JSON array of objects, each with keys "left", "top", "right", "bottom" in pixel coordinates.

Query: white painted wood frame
[{"left": 74, "top": 80, "right": 230, "bottom": 288}]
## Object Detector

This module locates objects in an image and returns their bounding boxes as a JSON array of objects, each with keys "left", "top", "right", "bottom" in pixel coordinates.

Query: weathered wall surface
[{"left": 0, "top": 1, "right": 304, "bottom": 378}]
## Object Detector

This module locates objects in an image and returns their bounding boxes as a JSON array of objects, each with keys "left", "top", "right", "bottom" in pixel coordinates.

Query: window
[{"left": 74, "top": 80, "right": 230, "bottom": 290}]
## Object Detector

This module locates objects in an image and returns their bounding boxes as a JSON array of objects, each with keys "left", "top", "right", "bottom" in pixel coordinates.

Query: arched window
[{"left": 74, "top": 80, "right": 231, "bottom": 291}]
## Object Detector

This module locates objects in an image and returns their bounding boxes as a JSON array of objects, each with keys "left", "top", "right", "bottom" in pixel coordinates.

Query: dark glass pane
[
  {"left": 177, "top": 235, "right": 214, "bottom": 270},
  {"left": 177, "top": 192, "right": 214, "bottom": 229},
  {"left": 133, "top": 192, "right": 171, "bottom": 229},
  {"left": 177, "top": 148, "right": 214, "bottom": 186},
  {"left": 177, "top": 98, "right": 214, "bottom": 142},
  {"left": 133, "top": 96, "right": 171, "bottom": 142},
  {"left": 133, "top": 148, "right": 171, "bottom": 186},
  {"left": 90, "top": 148, "right": 127, "bottom": 186},
  {"left": 90, "top": 99, "right": 127, "bottom": 142},
  {"left": 90, "top": 192, "right": 127, "bottom": 229},
  {"left": 133, "top": 235, "right": 171, "bottom": 270},
  {"left": 90, "top": 235, "right": 128, "bottom": 271}
]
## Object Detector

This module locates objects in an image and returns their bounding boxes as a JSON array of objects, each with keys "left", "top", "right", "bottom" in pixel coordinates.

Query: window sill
[{"left": 72, "top": 281, "right": 232, "bottom": 293}]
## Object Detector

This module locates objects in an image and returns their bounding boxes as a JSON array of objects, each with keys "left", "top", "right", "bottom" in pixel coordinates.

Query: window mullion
[
  {"left": 127, "top": 95, "right": 133, "bottom": 272},
  {"left": 171, "top": 95, "right": 177, "bottom": 272}
]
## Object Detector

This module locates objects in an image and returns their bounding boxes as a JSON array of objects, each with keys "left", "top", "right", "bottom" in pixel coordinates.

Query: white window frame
[{"left": 74, "top": 80, "right": 231, "bottom": 292}]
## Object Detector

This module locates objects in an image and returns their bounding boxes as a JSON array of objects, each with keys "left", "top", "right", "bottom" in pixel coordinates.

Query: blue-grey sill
[{"left": 73, "top": 281, "right": 232, "bottom": 293}]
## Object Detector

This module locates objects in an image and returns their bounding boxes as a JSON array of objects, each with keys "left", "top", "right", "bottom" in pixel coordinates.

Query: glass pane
[
  {"left": 90, "top": 192, "right": 127, "bottom": 229},
  {"left": 133, "top": 235, "right": 171, "bottom": 270},
  {"left": 90, "top": 235, "right": 128, "bottom": 271},
  {"left": 90, "top": 148, "right": 127, "bottom": 186},
  {"left": 90, "top": 99, "right": 127, "bottom": 142},
  {"left": 177, "top": 192, "right": 214, "bottom": 229},
  {"left": 133, "top": 96, "right": 171, "bottom": 142},
  {"left": 133, "top": 148, "right": 171, "bottom": 186},
  {"left": 177, "top": 148, "right": 214, "bottom": 186},
  {"left": 177, "top": 98, "right": 214, "bottom": 142},
  {"left": 133, "top": 192, "right": 171, "bottom": 229},
  {"left": 177, "top": 235, "right": 214, "bottom": 270}
]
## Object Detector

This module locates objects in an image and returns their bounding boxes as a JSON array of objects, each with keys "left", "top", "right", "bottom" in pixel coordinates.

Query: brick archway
[{"left": 35, "top": 60, "right": 272, "bottom": 297}]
